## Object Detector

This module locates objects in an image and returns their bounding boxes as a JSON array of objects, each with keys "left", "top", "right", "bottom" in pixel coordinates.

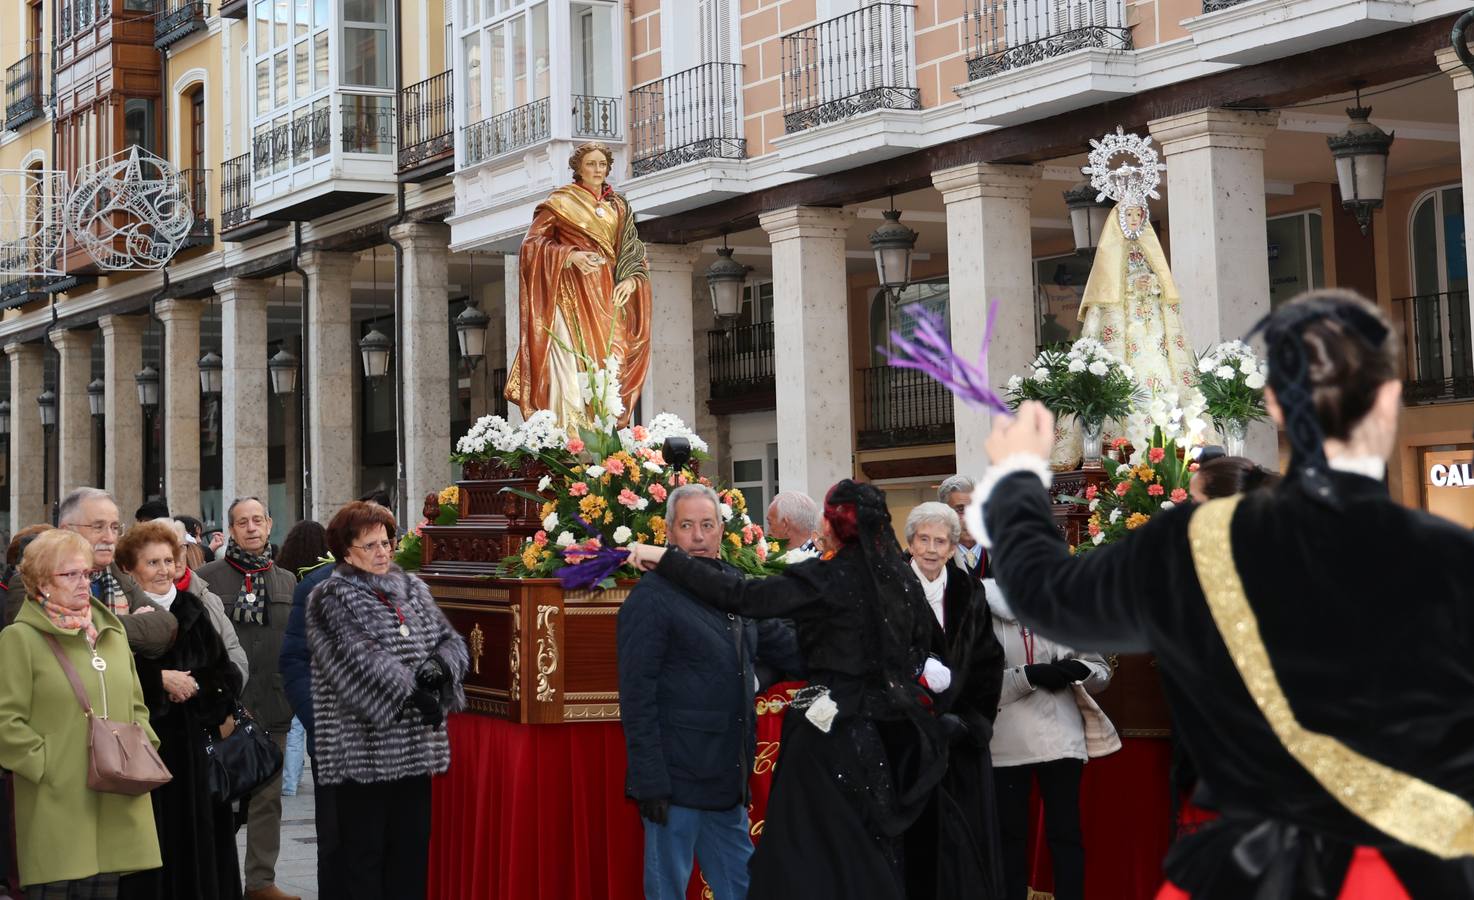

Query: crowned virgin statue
[{"left": 505, "top": 141, "right": 651, "bottom": 429}]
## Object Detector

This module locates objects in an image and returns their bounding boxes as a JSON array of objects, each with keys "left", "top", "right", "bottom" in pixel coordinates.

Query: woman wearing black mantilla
[
  {"left": 627, "top": 480, "right": 957, "bottom": 900},
  {"left": 970, "top": 288, "right": 1474, "bottom": 897}
]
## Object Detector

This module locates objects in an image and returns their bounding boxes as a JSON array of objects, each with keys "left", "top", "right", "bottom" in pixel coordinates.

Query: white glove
[{"left": 922, "top": 657, "right": 952, "bottom": 694}]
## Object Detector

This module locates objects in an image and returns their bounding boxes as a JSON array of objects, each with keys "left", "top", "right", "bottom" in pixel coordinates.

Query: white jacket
[{"left": 986, "top": 579, "right": 1112, "bottom": 767}]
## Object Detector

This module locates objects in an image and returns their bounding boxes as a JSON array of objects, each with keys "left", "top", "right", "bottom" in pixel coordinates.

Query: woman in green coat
[{"left": 0, "top": 528, "right": 163, "bottom": 896}]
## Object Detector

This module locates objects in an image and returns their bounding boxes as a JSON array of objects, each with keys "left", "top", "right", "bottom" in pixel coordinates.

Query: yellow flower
[
  {"left": 520, "top": 544, "right": 541, "bottom": 570},
  {"left": 578, "top": 495, "right": 609, "bottom": 522},
  {"left": 604, "top": 511, "right": 614, "bottom": 524},
  {"left": 1126, "top": 512, "right": 1150, "bottom": 530},
  {"left": 438, "top": 485, "right": 460, "bottom": 507},
  {"left": 636, "top": 532, "right": 649, "bottom": 543},
  {"left": 650, "top": 515, "right": 667, "bottom": 545},
  {"left": 727, "top": 488, "right": 747, "bottom": 513},
  {"left": 540, "top": 501, "right": 556, "bottom": 520},
  {"left": 727, "top": 532, "right": 742, "bottom": 549},
  {"left": 1132, "top": 464, "right": 1156, "bottom": 483}
]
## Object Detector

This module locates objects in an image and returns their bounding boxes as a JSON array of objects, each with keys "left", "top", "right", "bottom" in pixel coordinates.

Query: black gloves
[
  {"left": 638, "top": 797, "right": 670, "bottom": 826},
  {"left": 401, "top": 687, "right": 445, "bottom": 727},
  {"left": 1024, "top": 660, "right": 1090, "bottom": 691},
  {"left": 415, "top": 655, "right": 450, "bottom": 692}
]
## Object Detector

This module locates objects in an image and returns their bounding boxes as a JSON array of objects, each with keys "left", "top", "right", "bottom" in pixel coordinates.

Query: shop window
[
  {"left": 1266, "top": 211, "right": 1324, "bottom": 307},
  {"left": 1421, "top": 445, "right": 1474, "bottom": 527}
]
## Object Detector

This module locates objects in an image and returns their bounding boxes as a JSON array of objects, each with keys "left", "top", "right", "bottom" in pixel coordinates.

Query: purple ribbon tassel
[
  {"left": 881, "top": 302, "right": 1010, "bottom": 415},
  {"left": 556, "top": 545, "right": 631, "bottom": 590}
]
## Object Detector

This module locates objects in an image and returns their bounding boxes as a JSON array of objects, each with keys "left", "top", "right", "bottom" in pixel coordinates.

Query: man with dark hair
[
  {"left": 175, "top": 514, "right": 219, "bottom": 563},
  {"left": 134, "top": 498, "right": 171, "bottom": 523},
  {"left": 358, "top": 488, "right": 393, "bottom": 509}
]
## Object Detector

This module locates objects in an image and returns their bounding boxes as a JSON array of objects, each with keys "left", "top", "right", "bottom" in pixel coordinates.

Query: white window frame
[
  {"left": 1407, "top": 185, "right": 1466, "bottom": 386},
  {"left": 249, "top": 0, "right": 334, "bottom": 174}
]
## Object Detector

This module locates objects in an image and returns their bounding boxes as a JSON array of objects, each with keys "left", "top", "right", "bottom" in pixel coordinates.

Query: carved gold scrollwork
[
  {"left": 509, "top": 605, "right": 521, "bottom": 702},
  {"left": 535, "top": 604, "right": 559, "bottom": 702},
  {"left": 468, "top": 623, "right": 484, "bottom": 675}
]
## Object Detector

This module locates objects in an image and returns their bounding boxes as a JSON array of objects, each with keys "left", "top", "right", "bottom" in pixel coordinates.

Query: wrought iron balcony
[
  {"left": 155, "top": 0, "right": 209, "bottom": 49},
  {"left": 630, "top": 63, "right": 746, "bottom": 177},
  {"left": 252, "top": 106, "right": 331, "bottom": 178},
  {"left": 572, "top": 95, "right": 621, "bottom": 140},
  {"left": 780, "top": 3, "right": 920, "bottom": 134},
  {"left": 1201, "top": 0, "right": 1250, "bottom": 11},
  {"left": 708, "top": 321, "right": 775, "bottom": 413},
  {"left": 0, "top": 235, "right": 64, "bottom": 308},
  {"left": 5, "top": 54, "right": 44, "bottom": 132},
  {"left": 463, "top": 98, "right": 551, "bottom": 167},
  {"left": 1393, "top": 290, "right": 1474, "bottom": 404},
  {"left": 219, "top": 153, "right": 253, "bottom": 233},
  {"left": 857, "top": 365, "right": 955, "bottom": 449},
  {"left": 341, "top": 96, "right": 395, "bottom": 154},
  {"left": 966, "top": 0, "right": 1132, "bottom": 81},
  {"left": 219, "top": 0, "right": 247, "bottom": 16},
  {"left": 179, "top": 168, "right": 214, "bottom": 249},
  {"left": 399, "top": 70, "right": 454, "bottom": 178}
]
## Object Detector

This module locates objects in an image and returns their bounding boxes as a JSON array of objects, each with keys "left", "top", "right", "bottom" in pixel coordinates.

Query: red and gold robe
[{"left": 505, "top": 182, "right": 651, "bottom": 428}]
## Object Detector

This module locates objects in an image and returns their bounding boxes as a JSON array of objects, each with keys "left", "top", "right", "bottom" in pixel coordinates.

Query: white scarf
[
  {"left": 144, "top": 584, "right": 178, "bottom": 611},
  {"left": 911, "top": 560, "right": 946, "bottom": 628}
]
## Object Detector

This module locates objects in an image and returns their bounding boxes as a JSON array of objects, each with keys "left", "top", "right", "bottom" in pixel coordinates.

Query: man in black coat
[{"left": 617, "top": 484, "right": 800, "bottom": 900}]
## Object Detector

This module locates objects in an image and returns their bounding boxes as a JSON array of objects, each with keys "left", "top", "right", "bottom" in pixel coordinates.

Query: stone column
[
  {"left": 932, "top": 163, "right": 1041, "bottom": 479},
  {"left": 759, "top": 206, "right": 854, "bottom": 497},
  {"left": 49, "top": 329, "right": 95, "bottom": 499},
  {"left": 391, "top": 222, "right": 453, "bottom": 514},
  {"left": 1149, "top": 108, "right": 1280, "bottom": 462},
  {"left": 1438, "top": 46, "right": 1474, "bottom": 334},
  {"left": 157, "top": 299, "right": 203, "bottom": 519},
  {"left": 6, "top": 342, "right": 46, "bottom": 531},
  {"left": 503, "top": 253, "right": 523, "bottom": 424},
  {"left": 215, "top": 278, "right": 271, "bottom": 511},
  {"left": 643, "top": 244, "right": 702, "bottom": 426},
  {"left": 98, "top": 315, "right": 145, "bottom": 519},
  {"left": 301, "top": 250, "right": 360, "bottom": 521}
]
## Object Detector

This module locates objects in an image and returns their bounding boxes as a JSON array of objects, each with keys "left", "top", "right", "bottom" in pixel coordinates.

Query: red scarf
[{"left": 175, "top": 567, "right": 193, "bottom": 592}]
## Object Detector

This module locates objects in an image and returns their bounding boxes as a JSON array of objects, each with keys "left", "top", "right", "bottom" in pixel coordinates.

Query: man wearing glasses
[
  {"left": 57, "top": 486, "right": 177, "bottom": 657},
  {"left": 200, "top": 496, "right": 300, "bottom": 900}
]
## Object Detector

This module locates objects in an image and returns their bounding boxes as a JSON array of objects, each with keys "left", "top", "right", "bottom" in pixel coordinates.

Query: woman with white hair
[{"left": 902, "top": 501, "right": 1006, "bottom": 898}]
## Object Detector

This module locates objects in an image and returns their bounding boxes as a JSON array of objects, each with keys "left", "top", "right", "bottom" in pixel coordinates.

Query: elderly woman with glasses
[
  {"left": 114, "top": 521, "right": 244, "bottom": 900},
  {"left": 306, "top": 501, "right": 468, "bottom": 900},
  {"left": 0, "top": 528, "right": 162, "bottom": 897}
]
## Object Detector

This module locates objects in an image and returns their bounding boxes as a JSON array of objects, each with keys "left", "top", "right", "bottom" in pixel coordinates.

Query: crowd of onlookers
[{"left": 0, "top": 486, "right": 467, "bottom": 900}]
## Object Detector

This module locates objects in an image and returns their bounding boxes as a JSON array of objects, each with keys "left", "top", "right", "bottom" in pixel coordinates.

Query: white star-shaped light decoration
[{"left": 65, "top": 147, "right": 194, "bottom": 270}]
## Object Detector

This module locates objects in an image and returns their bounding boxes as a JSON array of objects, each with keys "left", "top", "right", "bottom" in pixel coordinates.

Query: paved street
[{"left": 237, "top": 766, "right": 319, "bottom": 900}]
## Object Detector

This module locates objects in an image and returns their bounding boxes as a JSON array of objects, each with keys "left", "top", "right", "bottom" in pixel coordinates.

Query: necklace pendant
[
  {"left": 594, "top": 206, "right": 606, "bottom": 218},
  {"left": 244, "top": 592, "right": 256, "bottom": 605},
  {"left": 91, "top": 655, "right": 108, "bottom": 672},
  {"left": 400, "top": 623, "right": 411, "bottom": 638}
]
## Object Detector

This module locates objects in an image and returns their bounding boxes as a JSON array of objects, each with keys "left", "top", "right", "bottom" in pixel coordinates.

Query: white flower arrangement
[
  {"left": 1194, "top": 340, "right": 1270, "bottom": 429},
  {"left": 1124, "top": 388, "right": 1209, "bottom": 457},
  {"left": 618, "top": 412, "right": 711, "bottom": 455},
  {"left": 454, "top": 411, "right": 568, "bottom": 461},
  {"left": 1007, "top": 339, "right": 1140, "bottom": 427}
]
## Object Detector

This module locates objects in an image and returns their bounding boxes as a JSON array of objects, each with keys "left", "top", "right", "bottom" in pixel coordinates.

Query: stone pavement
[{"left": 237, "top": 765, "right": 319, "bottom": 900}]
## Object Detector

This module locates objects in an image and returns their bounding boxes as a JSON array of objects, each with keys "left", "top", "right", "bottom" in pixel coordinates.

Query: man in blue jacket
[{"left": 617, "top": 483, "right": 801, "bottom": 900}]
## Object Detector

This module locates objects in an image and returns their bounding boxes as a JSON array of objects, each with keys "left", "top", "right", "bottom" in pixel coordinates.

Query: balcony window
[
  {"left": 966, "top": 0, "right": 1131, "bottom": 81},
  {"left": 1399, "top": 187, "right": 1472, "bottom": 403},
  {"left": 123, "top": 99, "right": 157, "bottom": 155},
  {"left": 343, "top": 0, "right": 391, "bottom": 88},
  {"left": 461, "top": 1, "right": 549, "bottom": 123},
  {"left": 1266, "top": 211, "right": 1324, "bottom": 308}
]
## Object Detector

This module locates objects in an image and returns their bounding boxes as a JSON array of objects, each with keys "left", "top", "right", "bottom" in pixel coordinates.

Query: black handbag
[{"left": 205, "top": 705, "right": 284, "bottom": 805}]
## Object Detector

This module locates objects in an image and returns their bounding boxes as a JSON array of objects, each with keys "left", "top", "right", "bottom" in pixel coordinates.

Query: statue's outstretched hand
[
  {"left": 985, "top": 401, "right": 1055, "bottom": 464},
  {"left": 613, "top": 277, "right": 639, "bottom": 308}
]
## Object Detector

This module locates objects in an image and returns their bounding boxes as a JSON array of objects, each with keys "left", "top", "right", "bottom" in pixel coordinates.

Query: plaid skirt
[{"left": 28, "top": 873, "right": 121, "bottom": 900}]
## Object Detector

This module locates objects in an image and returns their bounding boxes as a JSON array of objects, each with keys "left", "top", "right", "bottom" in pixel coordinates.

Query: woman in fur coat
[{"left": 307, "top": 501, "right": 469, "bottom": 900}]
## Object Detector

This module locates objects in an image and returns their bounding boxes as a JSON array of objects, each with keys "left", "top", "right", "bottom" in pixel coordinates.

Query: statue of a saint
[
  {"left": 1077, "top": 203, "right": 1197, "bottom": 396},
  {"left": 505, "top": 141, "right": 651, "bottom": 428}
]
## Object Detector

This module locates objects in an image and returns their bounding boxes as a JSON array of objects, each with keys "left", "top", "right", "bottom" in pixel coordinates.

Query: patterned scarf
[
  {"left": 225, "top": 540, "right": 275, "bottom": 626},
  {"left": 38, "top": 592, "right": 98, "bottom": 647},
  {"left": 91, "top": 567, "right": 130, "bottom": 618}
]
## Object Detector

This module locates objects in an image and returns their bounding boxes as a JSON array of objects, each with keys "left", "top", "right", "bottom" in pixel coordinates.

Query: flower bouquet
[
  {"left": 1194, "top": 340, "right": 1268, "bottom": 456},
  {"left": 1007, "top": 338, "right": 1142, "bottom": 467},
  {"left": 1068, "top": 429, "right": 1196, "bottom": 554}
]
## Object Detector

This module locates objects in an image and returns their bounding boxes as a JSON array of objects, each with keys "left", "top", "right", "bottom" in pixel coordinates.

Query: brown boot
[{"left": 244, "top": 886, "right": 301, "bottom": 900}]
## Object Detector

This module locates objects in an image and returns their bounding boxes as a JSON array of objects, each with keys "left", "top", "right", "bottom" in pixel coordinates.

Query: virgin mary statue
[{"left": 505, "top": 141, "right": 652, "bottom": 428}]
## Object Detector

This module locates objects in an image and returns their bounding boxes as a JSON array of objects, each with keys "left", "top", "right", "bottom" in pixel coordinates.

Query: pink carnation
[
  {"left": 604, "top": 457, "right": 626, "bottom": 476},
  {"left": 1084, "top": 484, "right": 1098, "bottom": 500},
  {"left": 566, "top": 438, "right": 586, "bottom": 454},
  {"left": 1114, "top": 481, "right": 1130, "bottom": 497},
  {"left": 755, "top": 540, "right": 768, "bottom": 561},
  {"left": 1170, "top": 488, "right": 1188, "bottom": 503},
  {"left": 617, "top": 489, "right": 643, "bottom": 509},
  {"left": 533, "top": 530, "right": 548, "bottom": 546},
  {"left": 631, "top": 425, "right": 649, "bottom": 442},
  {"left": 1147, "top": 484, "right": 1165, "bottom": 497},
  {"left": 569, "top": 482, "right": 590, "bottom": 497},
  {"left": 648, "top": 483, "right": 667, "bottom": 503},
  {"left": 1148, "top": 447, "right": 1166, "bottom": 464}
]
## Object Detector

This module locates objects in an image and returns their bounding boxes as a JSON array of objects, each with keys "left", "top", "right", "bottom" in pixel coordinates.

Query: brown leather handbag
[{"left": 43, "top": 634, "right": 172, "bottom": 795}]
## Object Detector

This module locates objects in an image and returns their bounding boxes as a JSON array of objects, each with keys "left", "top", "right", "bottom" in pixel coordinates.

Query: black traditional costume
[{"left": 974, "top": 298, "right": 1474, "bottom": 897}]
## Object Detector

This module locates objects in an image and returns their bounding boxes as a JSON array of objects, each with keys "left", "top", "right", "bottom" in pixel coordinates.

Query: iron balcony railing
[
  {"left": 253, "top": 107, "right": 328, "bottom": 177},
  {"left": 179, "top": 167, "right": 213, "bottom": 247},
  {"left": 5, "top": 53, "right": 44, "bottom": 131},
  {"left": 463, "top": 97, "right": 551, "bottom": 166},
  {"left": 1393, "top": 290, "right": 1474, "bottom": 404},
  {"left": 857, "top": 365, "right": 955, "bottom": 449},
  {"left": 220, "top": 153, "right": 251, "bottom": 231},
  {"left": 781, "top": 3, "right": 920, "bottom": 134},
  {"left": 630, "top": 63, "right": 746, "bottom": 177},
  {"left": 966, "top": 0, "right": 1131, "bottom": 81},
  {"left": 399, "top": 70, "right": 454, "bottom": 171},
  {"left": 154, "top": 0, "right": 209, "bottom": 49},
  {"left": 341, "top": 96, "right": 395, "bottom": 154},
  {"left": 572, "top": 94, "right": 621, "bottom": 140},
  {"left": 708, "top": 321, "right": 775, "bottom": 400},
  {"left": 1201, "top": 0, "right": 1249, "bottom": 11}
]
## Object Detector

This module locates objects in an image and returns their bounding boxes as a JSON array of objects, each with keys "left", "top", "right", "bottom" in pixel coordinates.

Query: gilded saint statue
[
  {"left": 505, "top": 141, "right": 651, "bottom": 428},
  {"left": 1077, "top": 203, "right": 1197, "bottom": 396}
]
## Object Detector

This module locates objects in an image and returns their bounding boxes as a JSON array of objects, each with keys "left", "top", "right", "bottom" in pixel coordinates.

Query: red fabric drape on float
[
  {"left": 1027, "top": 738, "right": 1176, "bottom": 900},
  {"left": 428, "top": 715, "right": 644, "bottom": 900},
  {"left": 1153, "top": 849, "right": 1411, "bottom": 900}
]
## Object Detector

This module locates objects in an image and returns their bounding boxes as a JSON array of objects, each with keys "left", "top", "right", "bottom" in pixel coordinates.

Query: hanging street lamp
[
  {"left": 268, "top": 347, "right": 299, "bottom": 397},
  {"left": 1064, "top": 181, "right": 1113, "bottom": 254},
  {"left": 705, "top": 237, "right": 749, "bottom": 327},
  {"left": 869, "top": 207, "right": 918, "bottom": 294},
  {"left": 455, "top": 303, "right": 491, "bottom": 372},
  {"left": 87, "top": 379, "right": 106, "bottom": 418},
  {"left": 198, "top": 350, "right": 224, "bottom": 396},
  {"left": 1327, "top": 86, "right": 1395, "bottom": 237},
  {"left": 359, "top": 328, "right": 393, "bottom": 383},
  {"left": 36, "top": 390, "right": 57, "bottom": 429},
  {"left": 134, "top": 365, "right": 160, "bottom": 409}
]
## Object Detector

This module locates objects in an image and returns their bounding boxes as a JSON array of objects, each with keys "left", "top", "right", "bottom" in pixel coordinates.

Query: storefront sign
[{"left": 1429, "top": 463, "right": 1474, "bottom": 487}]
